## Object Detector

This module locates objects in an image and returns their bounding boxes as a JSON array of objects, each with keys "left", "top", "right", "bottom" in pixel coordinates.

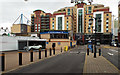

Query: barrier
[
  {"left": 50, "top": 48, "right": 52, "bottom": 56},
  {"left": 39, "top": 48, "right": 41, "bottom": 59},
  {"left": 53, "top": 47, "right": 55, "bottom": 55},
  {"left": 30, "top": 50, "right": 33, "bottom": 62},
  {"left": 19, "top": 52, "right": 22, "bottom": 65},
  {"left": 1, "top": 53, "right": 5, "bottom": 71},
  {"left": 45, "top": 48, "right": 47, "bottom": 57}
]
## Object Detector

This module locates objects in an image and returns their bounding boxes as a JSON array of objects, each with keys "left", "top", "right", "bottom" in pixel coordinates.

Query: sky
[{"left": 0, "top": 0, "right": 119, "bottom": 31}]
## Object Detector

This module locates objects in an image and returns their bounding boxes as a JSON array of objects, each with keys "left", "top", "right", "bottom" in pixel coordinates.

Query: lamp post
[{"left": 89, "top": 17, "right": 98, "bottom": 58}]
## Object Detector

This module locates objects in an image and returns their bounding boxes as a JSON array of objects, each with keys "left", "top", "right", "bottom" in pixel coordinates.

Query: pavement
[{"left": 83, "top": 53, "right": 119, "bottom": 73}]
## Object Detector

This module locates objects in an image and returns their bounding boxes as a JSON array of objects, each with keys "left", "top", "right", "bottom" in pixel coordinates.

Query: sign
[
  {"left": 40, "top": 31, "right": 68, "bottom": 34},
  {"left": 58, "top": 42, "right": 61, "bottom": 45}
]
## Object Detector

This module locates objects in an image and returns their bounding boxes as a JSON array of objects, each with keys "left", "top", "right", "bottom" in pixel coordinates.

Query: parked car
[
  {"left": 23, "top": 45, "right": 42, "bottom": 51},
  {"left": 113, "top": 43, "right": 117, "bottom": 47}
]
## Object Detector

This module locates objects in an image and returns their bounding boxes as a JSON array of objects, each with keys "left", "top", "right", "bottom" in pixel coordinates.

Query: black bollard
[
  {"left": 50, "top": 48, "right": 52, "bottom": 56},
  {"left": 53, "top": 47, "right": 55, "bottom": 55},
  {"left": 19, "top": 52, "right": 22, "bottom": 65},
  {"left": 99, "top": 48, "right": 101, "bottom": 56},
  {"left": 30, "top": 50, "right": 33, "bottom": 62},
  {"left": 87, "top": 48, "right": 89, "bottom": 55},
  {"left": 61, "top": 47, "right": 62, "bottom": 52},
  {"left": 39, "top": 48, "right": 41, "bottom": 59},
  {"left": 45, "top": 48, "right": 47, "bottom": 57},
  {"left": 1, "top": 53, "right": 5, "bottom": 71}
]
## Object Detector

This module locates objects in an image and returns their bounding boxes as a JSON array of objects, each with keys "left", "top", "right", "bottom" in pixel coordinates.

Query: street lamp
[{"left": 89, "top": 17, "right": 98, "bottom": 58}]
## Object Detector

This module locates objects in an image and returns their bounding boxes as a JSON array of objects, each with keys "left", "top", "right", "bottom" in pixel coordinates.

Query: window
[
  {"left": 106, "top": 14, "right": 109, "bottom": 16},
  {"left": 86, "top": 7, "right": 87, "bottom": 14},
  {"left": 68, "top": 9, "right": 70, "bottom": 15},
  {"left": 106, "top": 18, "right": 109, "bottom": 20},
  {"left": 67, "top": 21, "right": 69, "bottom": 30},
  {"left": 106, "top": 30, "right": 108, "bottom": 32},
  {"left": 38, "top": 24, "right": 40, "bottom": 27},
  {"left": 52, "top": 18, "right": 54, "bottom": 20},
  {"left": 38, "top": 29, "right": 40, "bottom": 32},
  {"left": 35, "top": 29, "right": 37, "bottom": 32},
  {"left": 35, "top": 24, "right": 37, "bottom": 26},
  {"left": 67, "top": 17, "right": 68, "bottom": 19},
  {"left": 52, "top": 22, "right": 54, "bottom": 29},
  {"left": 106, "top": 22, "right": 109, "bottom": 24},
  {"left": 106, "top": 26, "right": 108, "bottom": 28},
  {"left": 88, "top": 7, "right": 92, "bottom": 14},
  {"left": 35, "top": 26, "right": 37, "bottom": 29},
  {"left": 58, "top": 17, "right": 62, "bottom": 30}
]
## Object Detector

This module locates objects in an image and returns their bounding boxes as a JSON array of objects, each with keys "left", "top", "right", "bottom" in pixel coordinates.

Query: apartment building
[
  {"left": 31, "top": 10, "right": 52, "bottom": 32},
  {"left": 50, "top": 7, "right": 74, "bottom": 31}
]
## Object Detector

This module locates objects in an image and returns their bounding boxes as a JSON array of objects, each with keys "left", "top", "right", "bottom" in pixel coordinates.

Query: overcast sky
[{"left": 0, "top": 0, "right": 119, "bottom": 31}]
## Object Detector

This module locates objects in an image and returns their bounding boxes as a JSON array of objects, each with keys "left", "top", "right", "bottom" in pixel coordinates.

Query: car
[
  {"left": 23, "top": 45, "right": 42, "bottom": 51},
  {"left": 113, "top": 43, "right": 117, "bottom": 47}
]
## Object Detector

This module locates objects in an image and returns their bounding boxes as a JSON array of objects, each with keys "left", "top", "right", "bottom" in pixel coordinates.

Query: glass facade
[
  {"left": 58, "top": 17, "right": 62, "bottom": 30},
  {"left": 78, "top": 9, "right": 83, "bottom": 33},
  {"left": 95, "top": 14, "right": 101, "bottom": 32}
]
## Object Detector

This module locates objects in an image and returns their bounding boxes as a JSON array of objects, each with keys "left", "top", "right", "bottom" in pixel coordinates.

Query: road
[
  {"left": 4, "top": 46, "right": 86, "bottom": 74},
  {"left": 101, "top": 46, "right": 120, "bottom": 70}
]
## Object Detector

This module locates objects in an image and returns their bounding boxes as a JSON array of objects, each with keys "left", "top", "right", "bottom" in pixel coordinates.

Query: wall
[{"left": 11, "top": 24, "right": 21, "bottom": 33}]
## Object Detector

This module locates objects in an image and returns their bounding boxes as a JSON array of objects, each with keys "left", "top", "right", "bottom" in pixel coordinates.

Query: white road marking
[
  {"left": 107, "top": 52, "right": 114, "bottom": 56},
  {"left": 109, "top": 49, "right": 118, "bottom": 52}
]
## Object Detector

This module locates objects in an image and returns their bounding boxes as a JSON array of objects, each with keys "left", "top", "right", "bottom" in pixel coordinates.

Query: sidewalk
[{"left": 83, "top": 53, "right": 119, "bottom": 73}]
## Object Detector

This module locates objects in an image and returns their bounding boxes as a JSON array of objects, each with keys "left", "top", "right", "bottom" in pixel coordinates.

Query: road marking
[
  {"left": 107, "top": 52, "right": 114, "bottom": 56},
  {"left": 109, "top": 49, "right": 118, "bottom": 52}
]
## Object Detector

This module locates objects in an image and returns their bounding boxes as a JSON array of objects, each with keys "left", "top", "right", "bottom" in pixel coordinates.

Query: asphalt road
[
  {"left": 4, "top": 46, "right": 86, "bottom": 74},
  {"left": 101, "top": 46, "right": 120, "bottom": 70}
]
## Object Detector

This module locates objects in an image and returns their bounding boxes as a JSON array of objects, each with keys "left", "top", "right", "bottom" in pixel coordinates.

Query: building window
[
  {"left": 35, "top": 26, "right": 37, "bottom": 29},
  {"left": 52, "top": 18, "right": 54, "bottom": 20},
  {"left": 67, "top": 17, "right": 68, "bottom": 19},
  {"left": 35, "top": 29, "right": 37, "bottom": 32},
  {"left": 38, "top": 24, "right": 40, "bottom": 27},
  {"left": 88, "top": 7, "right": 92, "bottom": 14},
  {"left": 68, "top": 9, "right": 70, "bottom": 15},
  {"left": 52, "top": 22, "right": 54, "bottom": 29},
  {"left": 58, "top": 17, "right": 62, "bottom": 30},
  {"left": 86, "top": 7, "right": 87, "bottom": 14},
  {"left": 106, "top": 22, "right": 109, "bottom": 24},
  {"left": 67, "top": 21, "right": 68, "bottom": 30},
  {"left": 106, "top": 30, "right": 108, "bottom": 32},
  {"left": 106, "top": 14, "right": 109, "bottom": 16},
  {"left": 106, "top": 26, "right": 108, "bottom": 28},
  {"left": 35, "top": 24, "right": 37, "bottom": 26},
  {"left": 106, "top": 18, "right": 109, "bottom": 20},
  {"left": 38, "top": 29, "right": 40, "bottom": 32}
]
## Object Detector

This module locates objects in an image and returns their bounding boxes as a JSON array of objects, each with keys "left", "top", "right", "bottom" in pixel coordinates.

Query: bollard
[
  {"left": 30, "top": 50, "right": 33, "bottom": 62},
  {"left": 39, "top": 48, "right": 41, "bottom": 59},
  {"left": 50, "top": 48, "right": 52, "bottom": 56},
  {"left": 99, "top": 48, "right": 101, "bottom": 56},
  {"left": 53, "top": 47, "right": 55, "bottom": 55},
  {"left": 19, "top": 52, "right": 22, "bottom": 65},
  {"left": 45, "top": 48, "right": 47, "bottom": 57},
  {"left": 92, "top": 45, "right": 93, "bottom": 53},
  {"left": 1, "top": 53, "right": 5, "bottom": 71},
  {"left": 61, "top": 47, "right": 62, "bottom": 52},
  {"left": 87, "top": 48, "right": 89, "bottom": 55}
]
